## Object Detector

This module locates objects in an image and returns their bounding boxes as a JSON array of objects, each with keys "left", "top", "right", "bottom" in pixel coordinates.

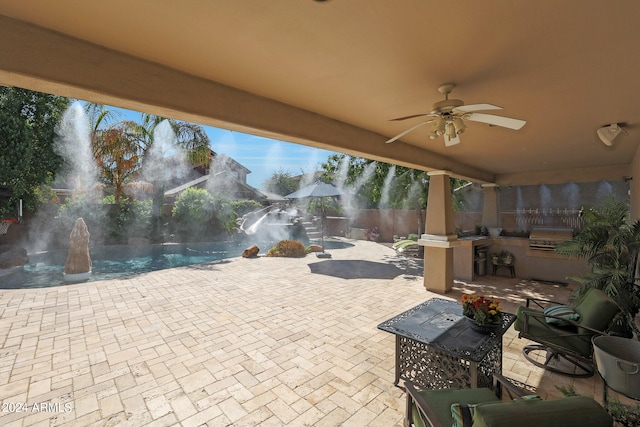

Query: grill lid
[{"left": 529, "top": 227, "right": 573, "bottom": 250}]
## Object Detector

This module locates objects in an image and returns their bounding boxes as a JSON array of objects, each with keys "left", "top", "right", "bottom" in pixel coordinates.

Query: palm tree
[
  {"left": 139, "top": 114, "right": 212, "bottom": 242},
  {"left": 84, "top": 102, "right": 121, "bottom": 135},
  {"left": 555, "top": 196, "right": 640, "bottom": 338},
  {"left": 140, "top": 113, "right": 211, "bottom": 167},
  {"left": 92, "top": 120, "right": 147, "bottom": 203}
]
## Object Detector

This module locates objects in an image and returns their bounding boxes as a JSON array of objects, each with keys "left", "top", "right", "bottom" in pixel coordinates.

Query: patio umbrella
[{"left": 285, "top": 183, "right": 344, "bottom": 256}]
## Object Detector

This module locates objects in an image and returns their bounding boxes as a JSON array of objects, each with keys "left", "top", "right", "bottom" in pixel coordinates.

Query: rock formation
[
  {"left": 0, "top": 245, "right": 27, "bottom": 268},
  {"left": 64, "top": 218, "right": 92, "bottom": 275},
  {"left": 242, "top": 245, "right": 260, "bottom": 258}
]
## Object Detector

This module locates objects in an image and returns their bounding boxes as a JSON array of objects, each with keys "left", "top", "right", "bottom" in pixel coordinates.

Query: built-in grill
[{"left": 529, "top": 227, "right": 574, "bottom": 251}]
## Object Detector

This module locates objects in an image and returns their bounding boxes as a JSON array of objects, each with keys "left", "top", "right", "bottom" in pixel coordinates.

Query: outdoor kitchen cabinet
[
  {"left": 454, "top": 236, "right": 590, "bottom": 283},
  {"left": 453, "top": 237, "right": 490, "bottom": 281}
]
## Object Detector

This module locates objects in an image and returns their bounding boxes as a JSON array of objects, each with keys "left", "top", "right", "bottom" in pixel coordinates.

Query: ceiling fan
[{"left": 385, "top": 83, "right": 526, "bottom": 146}]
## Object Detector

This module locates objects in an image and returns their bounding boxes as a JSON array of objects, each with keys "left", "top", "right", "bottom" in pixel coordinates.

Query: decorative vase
[{"left": 465, "top": 315, "right": 501, "bottom": 334}]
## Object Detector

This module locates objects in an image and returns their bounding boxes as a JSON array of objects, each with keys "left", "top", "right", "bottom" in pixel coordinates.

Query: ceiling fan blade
[
  {"left": 453, "top": 103, "right": 502, "bottom": 113},
  {"left": 464, "top": 112, "right": 526, "bottom": 130},
  {"left": 390, "top": 113, "right": 433, "bottom": 121},
  {"left": 385, "top": 121, "right": 431, "bottom": 143},
  {"left": 444, "top": 134, "right": 461, "bottom": 147}
]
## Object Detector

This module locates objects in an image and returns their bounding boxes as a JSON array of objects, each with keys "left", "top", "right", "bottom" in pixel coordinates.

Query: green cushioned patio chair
[
  {"left": 514, "top": 287, "right": 620, "bottom": 377},
  {"left": 404, "top": 374, "right": 613, "bottom": 427},
  {"left": 404, "top": 374, "right": 526, "bottom": 427}
]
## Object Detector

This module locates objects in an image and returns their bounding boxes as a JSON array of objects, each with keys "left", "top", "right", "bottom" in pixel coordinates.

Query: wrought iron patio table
[{"left": 378, "top": 298, "right": 516, "bottom": 390}]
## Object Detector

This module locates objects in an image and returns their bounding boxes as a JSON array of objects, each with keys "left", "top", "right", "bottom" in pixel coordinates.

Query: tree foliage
[
  {"left": 320, "top": 153, "right": 468, "bottom": 210},
  {"left": 263, "top": 169, "right": 300, "bottom": 196},
  {"left": 171, "top": 187, "right": 236, "bottom": 240},
  {"left": 231, "top": 199, "right": 263, "bottom": 217},
  {"left": 0, "top": 87, "right": 69, "bottom": 216},
  {"left": 93, "top": 120, "right": 147, "bottom": 203},
  {"left": 140, "top": 113, "right": 211, "bottom": 167},
  {"left": 320, "top": 154, "right": 424, "bottom": 209},
  {"left": 84, "top": 106, "right": 213, "bottom": 202},
  {"left": 84, "top": 103, "right": 121, "bottom": 133}
]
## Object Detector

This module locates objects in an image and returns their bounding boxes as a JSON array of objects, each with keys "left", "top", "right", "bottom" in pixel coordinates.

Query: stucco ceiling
[{"left": 1, "top": 0, "right": 639, "bottom": 184}]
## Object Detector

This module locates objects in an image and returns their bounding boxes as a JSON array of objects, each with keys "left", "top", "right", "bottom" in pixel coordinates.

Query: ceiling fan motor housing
[{"left": 431, "top": 98, "right": 464, "bottom": 114}]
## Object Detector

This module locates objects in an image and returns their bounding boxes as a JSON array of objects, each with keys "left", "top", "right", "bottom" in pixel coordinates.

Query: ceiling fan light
[
  {"left": 427, "top": 121, "right": 439, "bottom": 139},
  {"left": 435, "top": 118, "right": 446, "bottom": 136},
  {"left": 446, "top": 122, "right": 457, "bottom": 139},
  {"left": 453, "top": 118, "right": 466, "bottom": 134}
]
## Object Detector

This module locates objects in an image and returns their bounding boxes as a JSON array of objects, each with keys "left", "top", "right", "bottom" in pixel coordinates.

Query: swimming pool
[{"left": 0, "top": 240, "right": 352, "bottom": 289}]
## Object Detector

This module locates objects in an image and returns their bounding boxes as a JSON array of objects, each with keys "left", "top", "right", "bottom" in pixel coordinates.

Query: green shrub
[
  {"left": 172, "top": 188, "right": 240, "bottom": 240},
  {"left": 211, "top": 192, "right": 237, "bottom": 235},
  {"left": 605, "top": 400, "right": 640, "bottom": 426},
  {"left": 172, "top": 188, "right": 215, "bottom": 237},
  {"left": 556, "top": 384, "right": 640, "bottom": 426},
  {"left": 56, "top": 196, "right": 107, "bottom": 244},
  {"left": 266, "top": 240, "right": 307, "bottom": 257},
  {"left": 105, "top": 199, "right": 152, "bottom": 243},
  {"left": 56, "top": 196, "right": 154, "bottom": 245},
  {"left": 232, "top": 199, "right": 263, "bottom": 217}
]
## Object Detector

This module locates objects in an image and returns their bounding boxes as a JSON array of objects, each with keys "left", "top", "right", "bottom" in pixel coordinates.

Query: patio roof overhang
[{"left": 0, "top": 1, "right": 639, "bottom": 189}]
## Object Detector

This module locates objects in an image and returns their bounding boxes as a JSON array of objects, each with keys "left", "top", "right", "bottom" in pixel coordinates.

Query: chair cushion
[
  {"left": 544, "top": 305, "right": 580, "bottom": 325},
  {"left": 411, "top": 387, "right": 500, "bottom": 427},
  {"left": 573, "top": 288, "right": 619, "bottom": 334},
  {"left": 472, "top": 396, "right": 613, "bottom": 427},
  {"left": 514, "top": 306, "right": 591, "bottom": 356}
]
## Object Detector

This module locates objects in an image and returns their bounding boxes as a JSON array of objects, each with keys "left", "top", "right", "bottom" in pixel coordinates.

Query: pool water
[{"left": 0, "top": 240, "right": 352, "bottom": 289}]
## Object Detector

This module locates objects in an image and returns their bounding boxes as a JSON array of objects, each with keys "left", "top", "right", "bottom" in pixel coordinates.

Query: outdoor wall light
[{"left": 597, "top": 123, "right": 627, "bottom": 146}]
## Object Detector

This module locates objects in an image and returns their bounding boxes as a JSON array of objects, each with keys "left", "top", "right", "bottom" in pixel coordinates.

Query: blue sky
[{"left": 105, "top": 105, "right": 338, "bottom": 190}]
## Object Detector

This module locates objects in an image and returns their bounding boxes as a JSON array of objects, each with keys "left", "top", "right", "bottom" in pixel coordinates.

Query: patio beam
[
  {"left": 496, "top": 164, "right": 630, "bottom": 186},
  {"left": 0, "top": 15, "right": 494, "bottom": 183}
]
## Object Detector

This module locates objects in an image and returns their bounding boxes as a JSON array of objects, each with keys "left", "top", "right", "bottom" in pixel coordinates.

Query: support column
[
  {"left": 419, "top": 171, "right": 459, "bottom": 293},
  {"left": 631, "top": 146, "right": 640, "bottom": 221},
  {"left": 481, "top": 184, "right": 500, "bottom": 228}
]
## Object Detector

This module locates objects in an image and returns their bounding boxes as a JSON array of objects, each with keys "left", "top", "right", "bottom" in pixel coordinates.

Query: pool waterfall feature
[{"left": 238, "top": 206, "right": 307, "bottom": 243}]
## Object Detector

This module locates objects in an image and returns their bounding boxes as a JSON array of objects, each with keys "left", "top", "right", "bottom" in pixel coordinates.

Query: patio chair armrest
[
  {"left": 405, "top": 381, "right": 446, "bottom": 427},
  {"left": 493, "top": 374, "right": 529, "bottom": 399},
  {"left": 525, "top": 296, "right": 565, "bottom": 309}
]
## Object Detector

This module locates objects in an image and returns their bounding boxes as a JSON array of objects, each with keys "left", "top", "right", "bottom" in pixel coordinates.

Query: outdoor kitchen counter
[
  {"left": 454, "top": 236, "right": 492, "bottom": 281},
  {"left": 454, "top": 236, "right": 589, "bottom": 283}
]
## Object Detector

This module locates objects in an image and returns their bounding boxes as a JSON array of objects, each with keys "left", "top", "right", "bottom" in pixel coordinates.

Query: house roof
[
  {"left": 1, "top": 1, "right": 639, "bottom": 185},
  {"left": 212, "top": 153, "right": 250, "bottom": 175},
  {"left": 163, "top": 175, "right": 209, "bottom": 197}
]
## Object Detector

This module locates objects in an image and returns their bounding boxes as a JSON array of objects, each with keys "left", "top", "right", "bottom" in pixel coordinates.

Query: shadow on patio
[{"left": 308, "top": 260, "right": 407, "bottom": 280}]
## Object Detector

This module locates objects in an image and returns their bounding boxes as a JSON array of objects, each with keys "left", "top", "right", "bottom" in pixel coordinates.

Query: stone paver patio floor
[{"left": 0, "top": 239, "right": 622, "bottom": 426}]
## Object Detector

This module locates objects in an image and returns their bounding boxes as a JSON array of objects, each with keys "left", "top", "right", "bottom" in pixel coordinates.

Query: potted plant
[
  {"left": 555, "top": 197, "right": 640, "bottom": 339},
  {"left": 461, "top": 294, "right": 503, "bottom": 334}
]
